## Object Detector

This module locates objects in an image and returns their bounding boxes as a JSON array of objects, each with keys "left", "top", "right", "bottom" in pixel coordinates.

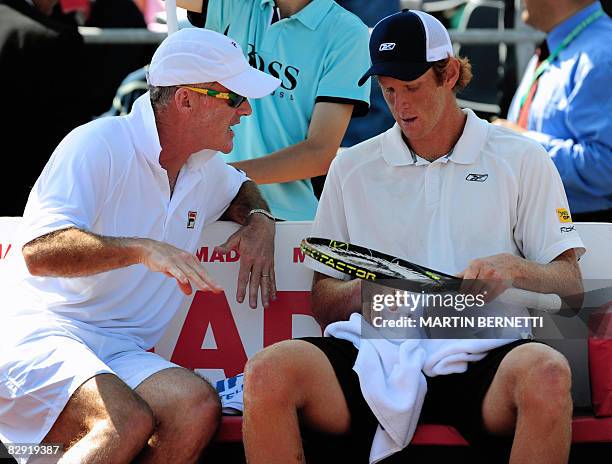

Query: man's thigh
[
  {"left": 101, "top": 339, "right": 221, "bottom": 440},
  {"left": 134, "top": 366, "right": 220, "bottom": 427},
  {"left": 421, "top": 339, "right": 535, "bottom": 441},
  {"left": 43, "top": 373, "right": 153, "bottom": 446},
  {"left": 251, "top": 338, "right": 376, "bottom": 438},
  {"left": 294, "top": 338, "right": 380, "bottom": 460},
  {"left": 0, "top": 333, "right": 113, "bottom": 447}
]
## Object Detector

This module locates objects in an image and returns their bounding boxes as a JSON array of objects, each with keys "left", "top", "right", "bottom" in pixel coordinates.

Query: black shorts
[{"left": 299, "top": 337, "right": 539, "bottom": 457}]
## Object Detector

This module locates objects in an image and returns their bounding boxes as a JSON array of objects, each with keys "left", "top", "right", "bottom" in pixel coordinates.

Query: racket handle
[{"left": 498, "top": 288, "right": 563, "bottom": 314}]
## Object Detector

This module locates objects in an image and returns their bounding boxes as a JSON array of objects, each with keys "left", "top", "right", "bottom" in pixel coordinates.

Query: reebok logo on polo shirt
[{"left": 466, "top": 173, "right": 488, "bottom": 182}]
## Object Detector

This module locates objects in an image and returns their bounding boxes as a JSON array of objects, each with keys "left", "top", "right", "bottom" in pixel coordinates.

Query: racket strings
[{"left": 316, "top": 245, "right": 432, "bottom": 281}]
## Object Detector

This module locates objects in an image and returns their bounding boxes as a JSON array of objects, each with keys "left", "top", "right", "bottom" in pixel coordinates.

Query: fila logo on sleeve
[
  {"left": 379, "top": 43, "right": 396, "bottom": 51},
  {"left": 187, "top": 211, "right": 197, "bottom": 229}
]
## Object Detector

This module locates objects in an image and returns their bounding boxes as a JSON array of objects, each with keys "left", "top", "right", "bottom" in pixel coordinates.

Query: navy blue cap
[{"left": 358, "top": 10, "right": 454, "bottom": 86}]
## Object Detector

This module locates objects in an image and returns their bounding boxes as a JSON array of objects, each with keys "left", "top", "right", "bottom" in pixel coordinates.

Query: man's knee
[
  {"left": 93, "top": 376, "right": 157, "bottom": 444},
  {"left": 182, "top": 377, "right": 222, "bottom": 435},
  {"left": 112, "top": 395, "right": 156, "bottom": 446},
  {"left": 513, "top": 344, "right": 572, "bottom": 416},
  {"left": 244, "top": 340, "right": 314, "bottom": 409},
  {"left": 153, "top": 370, "right": 221, "bottom": 447}
]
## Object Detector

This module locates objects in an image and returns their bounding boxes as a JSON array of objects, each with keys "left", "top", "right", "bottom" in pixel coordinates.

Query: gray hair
[{"left": 149, "top": 85, "right": 179, "bottom": 111}]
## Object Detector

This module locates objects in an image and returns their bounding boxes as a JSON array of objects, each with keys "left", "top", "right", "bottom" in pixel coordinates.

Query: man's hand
[
  {"left": 140, "top": 239, "right": 222, "bottom": 296},
  {"left": 361, "top": 280, "right": 401, "bottom": 325},
  {"left": 491, "top": 118, "right": 527, "bottom": 133},
  {"left": 457, "top": 253, "right": 525, "bottom": 303},
  {"left": 215, "top": 214, "right": 276, "bottom": 309},
  {"left": 311, "top": 272, "right": 361, "bottom": 328}
]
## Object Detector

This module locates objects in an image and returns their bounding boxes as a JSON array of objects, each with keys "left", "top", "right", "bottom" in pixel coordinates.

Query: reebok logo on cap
[{"left": 379, "top": 43, "right": 396, "bottom": 51}]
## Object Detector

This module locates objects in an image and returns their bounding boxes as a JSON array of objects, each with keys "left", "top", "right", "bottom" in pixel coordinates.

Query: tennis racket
[{"left": 300, "top": 237, "right": 564, "bottom": 314}]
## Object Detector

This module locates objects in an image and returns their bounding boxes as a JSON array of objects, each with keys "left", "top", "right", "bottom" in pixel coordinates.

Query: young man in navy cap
[{"left": 242, "top": 10, "right": 584, "bottom": 463}]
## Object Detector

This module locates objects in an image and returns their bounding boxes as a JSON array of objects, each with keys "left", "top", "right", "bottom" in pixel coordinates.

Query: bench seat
[{"left": 216, "top": 415, "right": 612, "bottom": 446}]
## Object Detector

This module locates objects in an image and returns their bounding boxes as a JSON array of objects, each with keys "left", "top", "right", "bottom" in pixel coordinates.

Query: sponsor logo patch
[
  {"left": 466, "top": 173, "right": 488, "bottom": 182},
  {"left": 556, "top": 208, "right": 572, "bottom": 223},
  {"left": 560, "top": 226, "right": 576, "bottom": 233},
  {"left": 379, "top": 42, "right": 396, "bottom": 51},
  {"left": 187, "top": 211, "right": 197, "bottom": 229}
]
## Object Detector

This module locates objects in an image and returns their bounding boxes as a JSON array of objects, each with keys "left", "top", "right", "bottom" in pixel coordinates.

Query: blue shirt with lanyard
[{"left": 508, "top": 2, "right": 612, "bottom": 215}]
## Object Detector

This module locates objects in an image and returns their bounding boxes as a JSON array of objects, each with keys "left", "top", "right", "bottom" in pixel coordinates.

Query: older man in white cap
[{"left": 0, "top": 28, "right": 279, "bottom": 463}]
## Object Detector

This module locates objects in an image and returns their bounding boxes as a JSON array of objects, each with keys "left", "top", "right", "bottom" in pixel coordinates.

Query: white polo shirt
[
  {"left": 306, "top": 109, "right": 585, "bottom": 280},
  {"left": 2, "top": 93, "right": 247, "bottom": 349}
]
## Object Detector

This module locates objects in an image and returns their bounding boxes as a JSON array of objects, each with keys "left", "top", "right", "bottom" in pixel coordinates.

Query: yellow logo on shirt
[{"left": 556, "top": 208, "right": 572, "bottom": 223}]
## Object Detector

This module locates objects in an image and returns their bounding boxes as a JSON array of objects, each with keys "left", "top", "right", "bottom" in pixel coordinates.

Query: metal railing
[{"left": 78, "top": 27, "right": 545, "bottom": 46}]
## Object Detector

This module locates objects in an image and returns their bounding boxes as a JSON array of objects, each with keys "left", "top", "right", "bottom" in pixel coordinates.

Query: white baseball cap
[{"left": 148, "top": 28, "right": 280, "bottom": 98}]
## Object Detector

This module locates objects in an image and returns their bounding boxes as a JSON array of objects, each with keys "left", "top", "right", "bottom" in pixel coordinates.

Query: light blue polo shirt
[{"left": 206, "top": 0, "right": 371, "bottom": 220}]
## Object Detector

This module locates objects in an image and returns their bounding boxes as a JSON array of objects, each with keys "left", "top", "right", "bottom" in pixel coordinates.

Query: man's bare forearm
[
  {"left": 22, "top": 227, "right": 147, "bottom": 277},
  {"left": 311, "top": 272, "right": 362, "bottom": 328},
  {"left": 230, "top": 139, "right": 335, "bottom": 184},
  {"left": 514, "top": 249, "right": 583, "bottom": 308},
  {"left": 230, "top": 101, "right": 353, "bottom": 184},
  {"left": 220, "top": 180, "right": 271, "bottom": 225},
  {"left": 514, "top": 249, "right": 583, "bottom": 297}
]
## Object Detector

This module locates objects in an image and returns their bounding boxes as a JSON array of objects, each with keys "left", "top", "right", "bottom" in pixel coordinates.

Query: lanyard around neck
[{"left": 518, "top": 7, "right": 604, "bottom": 110}]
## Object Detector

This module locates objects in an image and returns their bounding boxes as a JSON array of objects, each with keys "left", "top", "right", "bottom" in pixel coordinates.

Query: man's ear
[
  {"left": 446, "top": 58, "right": 461, "bottom": 89},
  {"left": 175, "top": 87, "right": 194, "bottom": 113}
]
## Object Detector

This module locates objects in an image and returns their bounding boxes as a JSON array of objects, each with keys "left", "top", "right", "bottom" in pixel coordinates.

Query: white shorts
[{"left": 0, "top": 314, "right": 179, "bottom": 462}]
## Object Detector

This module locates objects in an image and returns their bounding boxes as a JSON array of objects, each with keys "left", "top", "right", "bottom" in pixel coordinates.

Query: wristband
[{"left": 247, "top": 208, "right": 276, "bottom": 222}]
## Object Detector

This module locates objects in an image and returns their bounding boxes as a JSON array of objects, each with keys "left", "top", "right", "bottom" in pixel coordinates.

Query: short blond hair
[{"left": 431, "top": 56, "right": 473, "bottom": 92}]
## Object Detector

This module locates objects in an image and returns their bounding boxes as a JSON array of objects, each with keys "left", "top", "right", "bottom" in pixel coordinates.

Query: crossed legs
[{"left": 43, "top": 367, "right": 220, "bottom": 464}]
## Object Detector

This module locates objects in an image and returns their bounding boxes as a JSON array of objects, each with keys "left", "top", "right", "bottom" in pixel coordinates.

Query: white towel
[
  {"left": 326, "top": 313, "right": 516, "bottom": 463},
  {"left": 325, "top": 313, "right": 427, "bottom": 463},
  {"left": 422, "top": 338, "right": 512, "bottom": 377}
]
